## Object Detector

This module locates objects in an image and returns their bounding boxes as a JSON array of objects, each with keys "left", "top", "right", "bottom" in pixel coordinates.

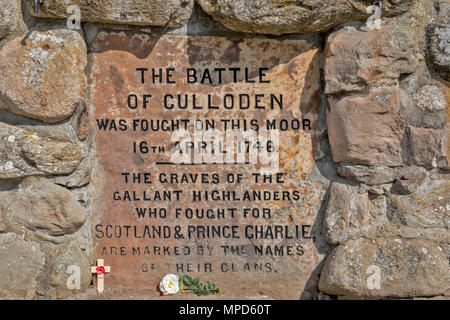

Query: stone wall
[{"left": 0, "top": 0, "right": 448, "bottom": 299}]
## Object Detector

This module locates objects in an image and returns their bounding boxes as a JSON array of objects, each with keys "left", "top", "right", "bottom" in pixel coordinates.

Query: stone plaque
[{"left": 91, "top": 32, "right": 323, "bottom": 299}]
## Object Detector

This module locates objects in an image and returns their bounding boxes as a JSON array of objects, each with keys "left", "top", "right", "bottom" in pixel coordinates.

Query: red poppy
[{"left": 96, "top": 266, "right": 105, "bottom": 275}]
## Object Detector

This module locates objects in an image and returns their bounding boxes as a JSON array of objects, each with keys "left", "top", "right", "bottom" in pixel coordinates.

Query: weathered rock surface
[
  {"left": 75, "top": 106, "right": 89, "bottom": 141},
  {"left": 327, "top": 91, "right": 405, "bottom": 166},
  {"left": 337, "top": 164, "right": 397, "bottom": 186},
  {"left": 319, "top": 238, "right": 450, "bottom": 298},
  {"left": 392, "top": 172, "right": 427, "bottom": 195},
  {"left": 427, "top": 23, "right": 450, "bottom": 81},
  {"left": 408, "top": 126, "right": 443, "bottom": 168},
  {"left": 4, "top": 177, "right": 88, "bottom": 238},
  {"left": 324, "top": 25, "right": 419, "bottom": 94},
  {"left": 387, "top": 179, "right": 449, "bottom": 230},
  {"left": 52, "top": 158, "right": 91, "bottom": 188},
  {"left": 437, "top": 126, "right": 450, "bottom": 169},
  {"left": 0, "top": 122, "right": 84, "bottom": 179},
  {"left": 0, "top": 209, "right": 3, "bottom": 232},
  {"left": 29, "top": 0, "right": 194, "bottom": 28},
  {"left": 400, "top": 84, "right": 448, "bottom": 129},
  {"left": 0, "top": 233, "right": 45, "bottom": 299},
  {"left": 37, "top": 242, "right": 91, "bottom": 299},
  {"left": 0, "top": 0, "right": 19, "bottom": 39},
  {"left": 414, "top": 85, "right": 448, "bottom": 113},
  {"left": 436, "top": 0, "right": 450, "bottom": 24},
  {"left": 0, "top": 29, "right": 87, "bottom": 123},
  {"left": 323, "top": 182, "right": 369, "bottom": 245},
  {"left": 198, "top": 0, "right": 414, "bottom": 35}
]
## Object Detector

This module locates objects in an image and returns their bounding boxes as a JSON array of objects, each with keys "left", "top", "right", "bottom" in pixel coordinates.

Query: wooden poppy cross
[{"left": 91, "top": 259, "right": 111, "bottom": 294}]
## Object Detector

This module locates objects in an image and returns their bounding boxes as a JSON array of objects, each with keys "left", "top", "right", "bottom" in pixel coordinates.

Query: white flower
[{"left": 159, "top": 274, "right": 179, "bottom": 295}]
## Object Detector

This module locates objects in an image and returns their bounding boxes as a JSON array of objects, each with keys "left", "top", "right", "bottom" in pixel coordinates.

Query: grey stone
[
  {"left": 392, "top": 172, "right": 427, "bottom": 195},
  {"left": 0, "top": 122, "right": 84, "bottom": 179},
  {"left": 4, "top": 177, "right": 88, "bottom": 239},
  {"left": 337, "top": 164, "right": 397, "bottom": 186},
  {"left": 323, "top": 182, "right": 369, "bottom": 245},
  {"left": 413, "top": 85, "right": 448, "bottom": 113},
  {"left": 0, "top": 0, "right": 19, "bottom": 39},
  {"left": 324, "top": 25, "right": 419, "bottom": 94},
  {"left": 408, "top": 126, "right": 443, "bottom": 168},
  {"left": 0, "top": 29, "right": 87, "bottom": 123},
  {"left": 319, "top": 238, "right": 450, "bottom": 298},
  {"left": 327, "top": 91, "right": 405, "bottom": 166},
  {"left": 400, "top": 84, "right": 448, "bottom": 129},
  {"left": 437, "top": 126, "right": 450, "bottom": 169},
  {"left": 198, "top": 0, "right": 413, "bottom": 35},
  {"left": 29, "top": 0, "right": 194, "bottom": 28},
  {"left": 0, "top": 210, "right": 3, "bottom": 232},
  {"left": 52, "top": 158, "right": 91, "bottom": 188},
  {"left": 387, "top": 178, "right": 450, "bottom": 230},
  {"left": 427, "top": 23, "right": 450, "bottom": 81},
  {"left": 436, "top": 1, "right": 450, "bottom": 24},
  {"left": 37, "top": 241, "right": 91, "bottom": 299},
  {"left": 0, "top": 233, "right": 45, "bottom": 299}
]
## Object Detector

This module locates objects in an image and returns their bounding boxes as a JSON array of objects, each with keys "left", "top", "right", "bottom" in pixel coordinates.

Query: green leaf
[
  {"left": 176, "top": 276, "right": 220, "bottom": 296},
  {"left": 183, "top": 275, "right": 192, "bottom": 286}
]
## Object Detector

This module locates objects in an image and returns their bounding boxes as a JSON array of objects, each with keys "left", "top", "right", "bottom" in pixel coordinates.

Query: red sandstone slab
[{"left": 90, "top": 32, "right": 323, "bottom": 299}]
